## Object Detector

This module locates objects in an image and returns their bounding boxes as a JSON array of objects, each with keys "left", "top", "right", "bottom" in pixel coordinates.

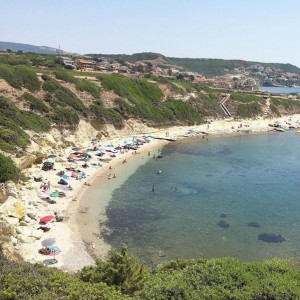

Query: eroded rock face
[
  {"left": 0, "top": 181, "right": 18, "bottom": 203},
  {"left": 0, "top": 196, "right": 26, "bottom": 220},
  {"left": 0, "top": 183, "right": 8, "bottom": 204}
]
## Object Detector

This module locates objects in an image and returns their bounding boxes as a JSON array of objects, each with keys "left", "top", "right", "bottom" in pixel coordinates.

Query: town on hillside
[
  {"left": 55, "top": 55, "right": 300, "bottom": 91},
  {"left": 1, "top": 47, "right": 300, "bottom": 92}
]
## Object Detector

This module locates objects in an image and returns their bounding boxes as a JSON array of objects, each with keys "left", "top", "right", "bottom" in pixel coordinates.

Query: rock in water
[
  {"left": 219, "top": 214, "right": 227, "bottom": 218},
  {"left": 247, "top": 222, "right": 261, "bottom": 228},
  {"left": 217, "top": 220, "right": 230, "bottom": 229},
  {"left": 258, "top": 233, "right": 285, "bottom": 243}
]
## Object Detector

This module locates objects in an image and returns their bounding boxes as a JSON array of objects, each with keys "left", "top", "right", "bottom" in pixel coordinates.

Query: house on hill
[
  {"left": 76, "top": 59, "right": 96, "bottom": 70},
  {"left": 56, "top": 56, "right": 76, "bottom": 69}
]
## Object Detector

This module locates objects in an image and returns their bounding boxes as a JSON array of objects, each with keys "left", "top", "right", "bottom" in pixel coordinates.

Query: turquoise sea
[{"left": 103, "top": 131, "right": 300, "bottom": 263}]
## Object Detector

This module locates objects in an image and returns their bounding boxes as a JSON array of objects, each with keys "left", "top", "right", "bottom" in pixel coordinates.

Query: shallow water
[{"left": 103, "top": 131, "right": 300, "bottom": 263}]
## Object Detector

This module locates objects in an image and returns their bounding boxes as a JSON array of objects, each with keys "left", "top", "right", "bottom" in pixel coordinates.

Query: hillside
[
  {"left": 2, "top": 40, "right": 299, "bottom": 77},
  {"left": 90, "top": 52, "right": 300, "bottom": 77},
  {"left": 0, "top": 52, "right": 300, "bottom": 166},
  {"left": 0, "top": 41, "right": 72, "bottom": 55}
]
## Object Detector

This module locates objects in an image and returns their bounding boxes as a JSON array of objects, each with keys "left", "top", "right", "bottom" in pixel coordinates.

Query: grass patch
[
  {"left": 232, "top": 92, "right": 266, "bottom": 104},
  {"left": 236, "top": 102, "right": 262, "bottom": 118},
  {"left": 76, "top": 79, "right": 101, "bottom": 98}
]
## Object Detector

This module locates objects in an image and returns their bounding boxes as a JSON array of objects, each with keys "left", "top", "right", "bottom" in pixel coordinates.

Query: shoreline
[{"left": 14, "top": 115, "right": 300, "bottom": 272}]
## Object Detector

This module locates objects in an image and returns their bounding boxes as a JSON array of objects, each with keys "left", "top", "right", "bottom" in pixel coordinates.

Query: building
[
  {"left": 56, "top": 56, "right": 76, "bottom": 69},
  {"left": 76, "top": 59, "right": 96, "bottom": 70}
]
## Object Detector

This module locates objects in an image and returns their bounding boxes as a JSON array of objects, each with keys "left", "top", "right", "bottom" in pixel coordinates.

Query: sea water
[
  {"left": 259, "top": 86, "right": 300, "bottom": 94},
  {"left": 103, "top": 131, "right": 300, "bottom": 263}
]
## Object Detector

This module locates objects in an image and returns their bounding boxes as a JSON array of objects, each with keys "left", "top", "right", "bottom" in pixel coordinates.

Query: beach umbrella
[
  {"left": 41, "top": 238, "right": 56, "bottom": 248},
  {"left": 47, "top": 245, "right": 61, "bottom": 252},
  {"left": 45, "top": 159, "right": 54, "bottom": 163},
  {"left": 48, "top": 154, "right": 57, "bottom": 158},
  {"left": 40, "top": 215, "right": 54, "bottom": 223},
  {"left": 72, "top": 147, "right": 80, "bottom": 151},
  {"left": 60, "top": 174, "right": 69, "bottom": 179},
  {"left": 41, "top": 238, "right": 59, "bottom": 260}
]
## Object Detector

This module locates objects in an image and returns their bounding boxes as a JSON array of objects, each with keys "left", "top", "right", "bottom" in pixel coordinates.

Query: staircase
[{"left": 220, "top": 94, "right": 231, "bottom": 117}]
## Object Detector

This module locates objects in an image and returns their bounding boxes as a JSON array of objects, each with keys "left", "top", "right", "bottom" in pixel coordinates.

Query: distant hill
[
  {"left": 168, "top": 57, "right": 300, "bottom": 77},
  {"left": 90, "top": 52, "right": 300, "bottom": 77},
  {"left": 0, "top": 41, "right": 72, "bottom": 55}
]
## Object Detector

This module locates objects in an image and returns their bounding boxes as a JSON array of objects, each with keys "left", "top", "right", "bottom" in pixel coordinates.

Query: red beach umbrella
[{"left": 40, "top": 215, "right": 54, "bottom": 223}]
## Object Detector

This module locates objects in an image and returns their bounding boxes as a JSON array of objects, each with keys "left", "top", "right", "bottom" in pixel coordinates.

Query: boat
[{"left": 274, "top": 127, "right": 286, "bottom": 132}]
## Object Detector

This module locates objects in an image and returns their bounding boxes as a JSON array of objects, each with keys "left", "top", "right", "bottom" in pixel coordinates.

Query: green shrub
[
  {"left": 0, "top": 96, "right": 50, "bottom": 152},
  {"left": 52, "top": 108, "right": 79, "bottom": 125},
  {"left": 76, "top": 79, "right": 101, "bottom": 98},
  {"left": 54, "top": 69, "right": 78, "bottom": 84},
  {"left": 90, "top": 102, "right": 123, "bottom": 127},
  {"left": 43, "top": 79, "right": 87, "bottom": 113},
  {"left": 0, "top": 64, "right": 40, "bottom": 91},
  {"left": 0, "top": 154, "right": 19, "bottom": 182},
  {"left": 81, "top": 245, "right": 148, "bottom": 296},
  {"left": 21, "top": 92, "right": 49, "bottom": 113}
]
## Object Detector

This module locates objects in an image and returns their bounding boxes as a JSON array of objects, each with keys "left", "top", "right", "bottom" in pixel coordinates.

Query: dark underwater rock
[
  {"left": 258, "top": 233, "right": 285, "bottom": 243},
  {"left": 219, "top": 214, "right": 227, "bottom": 218},
  {"left": 247, "top": 222, "right": 261, "bottom": 228},
  {"left": 217, "top": 220, "right": 230, "bottom": 229}
]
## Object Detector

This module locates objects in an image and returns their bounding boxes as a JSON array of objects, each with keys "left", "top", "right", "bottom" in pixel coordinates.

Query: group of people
[{"left": 40, "top": 181, "right": 51, "bottom": 191}]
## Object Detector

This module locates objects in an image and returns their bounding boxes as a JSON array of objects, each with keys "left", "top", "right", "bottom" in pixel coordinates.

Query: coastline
[{"left": 15, "top": 114, "right": 300, "bottom": 272}]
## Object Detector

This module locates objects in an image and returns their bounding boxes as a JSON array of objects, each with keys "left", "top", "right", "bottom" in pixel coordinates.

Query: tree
[
  {"left": 176, "top": 73, "right": 184, "bottom": 80},
  {"left": 17, "top": 50, "right": 23, "bottom": 55},
  {"left": 6, "top": 49, "right": 12, "bottom": 53},
  {"left": 80, "top": 244, "right": 148, "bottom": 296}
]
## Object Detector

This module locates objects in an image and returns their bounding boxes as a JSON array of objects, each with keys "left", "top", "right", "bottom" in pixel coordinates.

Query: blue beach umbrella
[
  {"left": 72, "top": 147, "right": 80, "bottom": 151},
  {"left": 48, "top": 154, "right": 57, "bottom": 158}
]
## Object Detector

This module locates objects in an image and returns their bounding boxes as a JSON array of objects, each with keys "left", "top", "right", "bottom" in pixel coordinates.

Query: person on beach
[
  {"left": 148, "top": 151, "right": 151, "bottom": 156},
  {"left": 152, "top": 185, "right": 155, "bottom": 192},
  {"left": 153, "top": 154, "right": 156, "bottom": 159},
  {"left": 113, "top": 174, "right": 116, "bottom": 178},
  {"left": 109, "top": 166, "right": 112, "bottom": 170},
  {"left": 43, "top": 182, "right": 47, "bottom": 191},
  {"left": 47, "top": 181, "right": 51, "bottom": 190},
  {"left": 108, "top": 174, "right": 112, "bottom": 179}
]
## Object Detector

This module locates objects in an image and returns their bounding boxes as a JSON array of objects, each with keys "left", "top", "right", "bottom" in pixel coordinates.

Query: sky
[{"left": 1, "top": 0, "right": 300, "bottom": 66}]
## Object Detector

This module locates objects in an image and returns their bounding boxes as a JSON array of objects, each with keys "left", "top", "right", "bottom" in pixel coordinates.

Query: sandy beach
[{"left": 14, "top": 115, "right": 300, "bottom": 272}]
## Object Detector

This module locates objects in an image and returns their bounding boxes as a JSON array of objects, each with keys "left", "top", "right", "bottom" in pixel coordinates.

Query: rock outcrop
[{"left": 0, "top": 196, "right": 25, "bottom": 220}]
